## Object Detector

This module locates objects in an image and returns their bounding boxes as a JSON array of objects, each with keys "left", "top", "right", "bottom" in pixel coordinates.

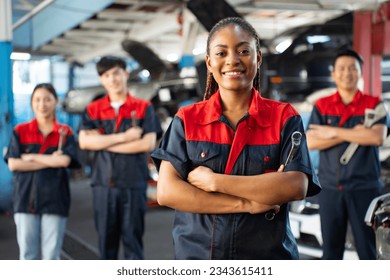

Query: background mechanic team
[{"left": 3, "top": 49, "right": 389, "bottom": 261}]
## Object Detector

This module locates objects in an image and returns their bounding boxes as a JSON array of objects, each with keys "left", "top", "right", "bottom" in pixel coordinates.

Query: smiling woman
[
  {"left": 205, "top": 24, "right": 260, "bottom": 105},
  {"left": 4, "top": 83, "right": 80, "bottom": 260},
  {"left": 151, "top": 17, "right": 321, "bottom": 260}
]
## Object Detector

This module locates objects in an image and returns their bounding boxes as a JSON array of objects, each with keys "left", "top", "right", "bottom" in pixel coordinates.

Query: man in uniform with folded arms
[{"left": 307, "top": 49, "right": 388, "bottom": 259}]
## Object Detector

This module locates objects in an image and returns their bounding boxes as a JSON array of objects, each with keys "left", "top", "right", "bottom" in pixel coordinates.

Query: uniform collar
[
  {"left": 332, "top": 90, "right": 363, "bottom": 127},
  {"left": 30, "top": 118, "right": 61, "bottom": 133},
  {"left": 101, "top": 92, "right": 133, "bottom": 110},
  {"left": 248, "top": 89, "right": 272, "bottom": 127},
  {"left": 195, "top": 88, "right": 271, "bottom": 127},
  {"left": 331, "top": 90, "right": 363, "bottom": 106}
]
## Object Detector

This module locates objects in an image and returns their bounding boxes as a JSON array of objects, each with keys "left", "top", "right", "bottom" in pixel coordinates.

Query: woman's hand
[
  {"left": 52, "top": 150, "right": 63, "bottom": 156},
  {"left": 246, "top": 200, "right": 280, "bottom": 215},
  {"left": 187, "top": 165, "right": 216, "bottom": 192}
]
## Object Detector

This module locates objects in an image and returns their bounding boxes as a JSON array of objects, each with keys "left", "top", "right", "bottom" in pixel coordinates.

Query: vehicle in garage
[
  {"left": 365, "top": 192, "right": 390, "bottom": 260},
  {"left": 62, "top": 37, "right": 202, "bottom": 117},
  {"left": 260, "top": 13, "right": 353, "bottom": 101},
  {"left": 261, "top": 12, "right": 390, "bottom": 102}
]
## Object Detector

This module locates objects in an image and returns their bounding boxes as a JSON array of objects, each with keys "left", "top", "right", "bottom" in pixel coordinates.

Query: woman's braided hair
[{"left": 204, "top": 17, "right": 262, "bottom": 100}]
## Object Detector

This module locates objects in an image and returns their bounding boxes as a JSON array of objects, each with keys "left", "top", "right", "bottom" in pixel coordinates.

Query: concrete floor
[
  {"left": 0, "top": 177, "right": 322, "bottom": 260},
  {"left": 0, "top": 177, "right": 175, "bottom": 260}
]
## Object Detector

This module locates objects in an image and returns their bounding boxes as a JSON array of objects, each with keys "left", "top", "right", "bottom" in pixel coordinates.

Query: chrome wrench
[
  {"left": 265, "top": 131, "right": 302, "bottom": 221},
  {"left": 340, "top": 103, "right": 387, "bottom": 165}
]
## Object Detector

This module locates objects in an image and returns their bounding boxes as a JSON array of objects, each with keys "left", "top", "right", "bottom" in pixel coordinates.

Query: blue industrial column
[
  {"left": 0, "top": 0, "right": 14, "bottom": 211},
  {"left": 67, "top": 64, "right": 78, "bottom": 133}
]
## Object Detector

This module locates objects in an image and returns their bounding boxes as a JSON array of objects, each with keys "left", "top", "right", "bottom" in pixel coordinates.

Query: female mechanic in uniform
[
  {"left": 4, "top": 83, "right": 79, "bottom": 259},
  {"left": 151, "top": 17, "right": 321, "bottom": 259}
]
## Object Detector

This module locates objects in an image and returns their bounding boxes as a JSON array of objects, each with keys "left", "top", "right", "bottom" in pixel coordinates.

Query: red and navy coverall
[
  {"left": 308, "top": 90, "right": 388, "bottom": 259},
  {"left": 4, "top": 119, "right": 80, "bottom": 217},
  {"left": 152, "top": 89, "right": 321, "bottom": 259},
  {"left": 79, "top": 93, "right": 162, "bottom": 260}
]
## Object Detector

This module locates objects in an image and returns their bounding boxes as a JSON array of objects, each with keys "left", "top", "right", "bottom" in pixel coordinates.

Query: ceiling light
[
  {"left": 10, "top": 52, "right": 31, "bottom": 60},
  {"left": 275, "top": 39, "right": 292, "bottom": 53},
  {"left": 192, "top": 48, "right": 205, "bottom": 56},
  {"left": 166, "top": 53, "right": 179, "bottom": 62}
]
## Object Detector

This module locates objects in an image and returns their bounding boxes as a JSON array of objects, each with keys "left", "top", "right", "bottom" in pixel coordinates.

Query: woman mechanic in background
[{"left": 4, "top": 83, "right": 79, "bottom": 259}]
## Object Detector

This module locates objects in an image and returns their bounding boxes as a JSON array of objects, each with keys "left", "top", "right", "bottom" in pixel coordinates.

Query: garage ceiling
[{"left": 11, "top": 0, "right": 389, "bottom": 65}]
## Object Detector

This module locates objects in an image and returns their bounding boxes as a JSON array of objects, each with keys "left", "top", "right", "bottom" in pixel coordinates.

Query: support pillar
[
  {"left": 67, "top": 64, "right": 77, "bottom": 133},
  {"left": 179, "top": 9, "right": 200, "bottom": 71},
  {"left": 353, "top": 11, "right": 381, "bottom": 96},
  {"left": 354, "top": 2, "right": 390, "bottom": 97},
  {"left": 0, "top": 0, "right": 14, "bottom": 211}
]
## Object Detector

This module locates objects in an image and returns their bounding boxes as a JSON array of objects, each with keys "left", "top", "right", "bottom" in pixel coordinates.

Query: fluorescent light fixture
[
  {"left": 275, "top": 39, "right": 292, "bottom": 53},
  {"left": 306, "top": 35, "right": 330, "bottom": 44},
  {"left": 11, "top": 52, "right": 31, "bottom": 60},
  {"left": 192, "top": 48, "right": 205, "bottom": 56},
  {"left": 166, "top": 53, "right": 179, "bottom": 62},
  {"left": 382, "top": 60, "right": 390, "bottom": 68},
  {"left": 158, "top": 88, "right": 171, "bottom": 102},
  {"left": 139, "top": 69, "right": 150, "bottom": 79}
]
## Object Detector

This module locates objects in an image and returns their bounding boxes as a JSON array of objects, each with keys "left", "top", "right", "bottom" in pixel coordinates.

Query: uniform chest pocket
[
  {"left": 245, "top": 145, "right": 280, "bottom": 175},
  {"left": 323, "top": 116, "right": 340, "bottom": 127},
  {"left": 187, "top": 142, "right": 227, "bottom": 173}
]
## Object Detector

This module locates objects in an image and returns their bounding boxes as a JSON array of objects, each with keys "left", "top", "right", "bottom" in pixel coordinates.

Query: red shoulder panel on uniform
[
  {"left": 176, "top": 95, "right": 300, "bottom": 146},
  {"left": 86, "top": 97, "right": 115, "bottom": 120}
]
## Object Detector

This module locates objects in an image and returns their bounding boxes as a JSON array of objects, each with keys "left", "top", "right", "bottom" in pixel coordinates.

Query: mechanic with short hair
[
  {"left": 306, "top": 49, "right": 389, "bottom": 259},
  {"left": 78, "top": 56, "right": 162, "bottom": 259}
]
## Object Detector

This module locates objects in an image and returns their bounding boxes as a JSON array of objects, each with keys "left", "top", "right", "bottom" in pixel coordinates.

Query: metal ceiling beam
[
  {"left": 64, "top": 12, "right": 180, "bottom": 63},
  {"left": 14, "top": 0, "right": 389, "bottom": 65},
  {"left": 128, "top": 14, "right": 179, "bottom": 41},
  {"left": 40, "top": 44, "right": 80, "bottom": 54},
  {"left": 12, "top": 0, "right": 55, "bottom": 30},
  {"left": 114, "top": 0, "right": 173, "bottom": 5},
  {"left": 53, "top": 37, "right": 110, "bottom": 45},
  {"left": 81, "top": 19, "right": 133, "bottom": 31},
  {"left": 65, "top": 43, "right": 125, "bottom": 63},
  {"left": 97, "top": 9, "right": 164, "bottom": 21},
  {"left": 51, "top": 39, "right": 94, "bottom": 48},
  {"left": 64, "top": 29, "right": 126, "bottom": 39},
  {"left": 13, "top": 0, "right": 115, "bottom": 50}
]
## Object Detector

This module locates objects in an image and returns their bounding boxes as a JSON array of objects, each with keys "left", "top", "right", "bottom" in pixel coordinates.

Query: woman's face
[
  {"left": 206, "top": 24, "right": 261, "bottom": 95},
  {"left": 31, "top": 87, "right": 58, "bottom": 119}
]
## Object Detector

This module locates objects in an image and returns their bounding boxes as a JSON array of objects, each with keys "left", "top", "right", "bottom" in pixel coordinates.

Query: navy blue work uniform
[
  {"left": 4, "top": 119, "right": 80, "bottom": 217},
  {"left": 308, "top": 90, "right": 388, "bottom": 259},
  {"left": 79, "top": 93, "right": 162, "bottom": 260},
  {"left": 152, "top": 89, "right": 321, "bottom": 259}
]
